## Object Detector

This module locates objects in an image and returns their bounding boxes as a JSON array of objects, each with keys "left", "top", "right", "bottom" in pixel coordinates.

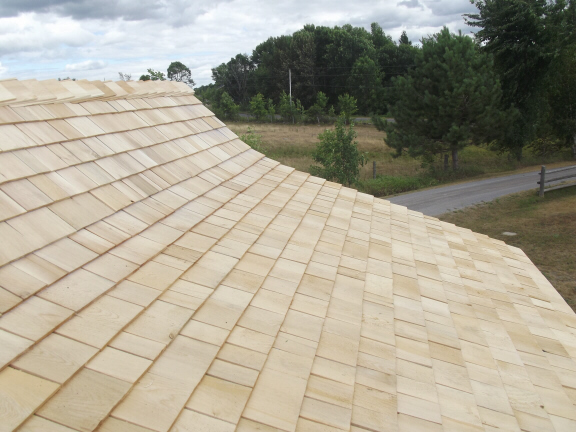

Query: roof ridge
[{"left": 0, "top": 79, "right": 194, "bottom": 108}]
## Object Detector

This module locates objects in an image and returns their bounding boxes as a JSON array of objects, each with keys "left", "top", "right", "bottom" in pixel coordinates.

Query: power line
[{"left": 247, "top": 73, "right": 407, "bottom": 82}]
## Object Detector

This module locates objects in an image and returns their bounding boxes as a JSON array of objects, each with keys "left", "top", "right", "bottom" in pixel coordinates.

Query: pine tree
[
  {"left": 381, "top": 27, "right": 511, "bottom": 170},
  {"left": 465, "top": 0, "right": 562, "bottom": 159}
]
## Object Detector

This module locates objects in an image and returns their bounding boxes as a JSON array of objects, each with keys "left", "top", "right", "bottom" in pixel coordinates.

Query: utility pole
[
  {"left": 289, "top": 69, "right": 292, "bottom": 107},
  {"left": 289, "top": 68, "right": 294, "bottom": 124}
]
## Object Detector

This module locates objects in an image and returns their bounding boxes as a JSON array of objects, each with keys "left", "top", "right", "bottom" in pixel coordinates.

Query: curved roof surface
[{"left": 0, "top": 78, "right": 576, "bottom": 432}]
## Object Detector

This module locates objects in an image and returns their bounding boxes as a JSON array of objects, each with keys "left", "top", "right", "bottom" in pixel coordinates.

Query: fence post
[
  {"left": 539, "top": 165, "right": 546, "bottom": 197},
  {"left": 373, "top": 161, "right": 376, "bottom": 179}
]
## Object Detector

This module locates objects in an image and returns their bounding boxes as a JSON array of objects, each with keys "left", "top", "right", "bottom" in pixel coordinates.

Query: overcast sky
[{"left": 0, "top": 0, "right": 478, "bottom": 86}]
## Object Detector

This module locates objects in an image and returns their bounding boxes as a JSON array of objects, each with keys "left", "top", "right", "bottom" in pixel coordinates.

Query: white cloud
[
  {"left": 398, "top": 0, "right": 424, "bottom": 9},
  {"left": 65, "top": 59, "right": 107, "bottom": 71},
  {"left": 0, "top": 61, "right": 7, "bottom": 76},
  {"left": 0, "top": 13, "right": 94, "bottom": 55},
  {"left": 0, "top": 0, "right": 478, "bottom": 86}
]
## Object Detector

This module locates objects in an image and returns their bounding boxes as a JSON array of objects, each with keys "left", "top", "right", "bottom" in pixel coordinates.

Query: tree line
[
  {"left": 195, "top": 23, "right": 418, "bottom": 117},
  {"left": 140, "top": 1, "right": 574, "bottom": 174},
  {"left": 196, "top": 0, "right": 575, "bottom": 170}
]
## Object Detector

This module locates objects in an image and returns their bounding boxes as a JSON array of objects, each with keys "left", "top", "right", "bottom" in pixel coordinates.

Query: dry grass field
[
  {"left": 440, "top": 187, "right": 576, "bottom": 311},
  {"left": 228, "top": 122, "right": 575, "bottom": 192},
  {"left": 229, "top": 122, "right": 423, "bottom": 179}
]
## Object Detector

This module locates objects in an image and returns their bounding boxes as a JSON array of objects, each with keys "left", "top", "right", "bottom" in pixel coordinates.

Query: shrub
[
  {"left": 310, "top": 115, "right": 366, "bottom": 186},
  {"left": 250, "top": 93, "right": 268, "bottom": 121},
  {"left": 240, "top": 127, "right": 264, "bottom": 152}
]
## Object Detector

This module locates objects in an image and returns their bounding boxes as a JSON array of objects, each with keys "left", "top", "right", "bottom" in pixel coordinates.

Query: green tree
[
  {"left": 194, "top": 83, "right": 218, "bottom": 105},
  {"left": 310, "top": 115, "right": 366, "bottom": 186},
  {"left": 347, "top": 56, "right": 384, "bottom": 114},
  {"left": 465, "top": 0, "right": 562, "bottom": 159},
  {"left": 324, "top": 25, "right": 377, "bottom": 97},
  {"left": 278, "top": 91, "right": 296, "bottom": 123},
  {"left": 399, "top": 31, "right": 411, "bottom": 46},
  {"left": 290, "top": 29, "right": 317, "bottom": 107},
  {"left": 212, "top": 54, "right": 255, "bottom": 106},
  {"left": 295, "top": 99, "right": 307, "bottom": 123},
  {"left": 381, "top": 27, "right": 511, "bottom": 170},
  {"left": 544, "top": 1, "right": 576, "bottom": 157},
  {"left": 167, "top": 61, "right": 195, "bottom": 86},
  {"left": 267, "top": 98, "right": 276, "bottom": 122},
  {"left": 215, "top": 91, "right": 240, "bottom": 121},
  {"left": 250, "top": 93, "right": 268, "bottom": 121},
  {"left": 337, "top": 94, "right": 358, "bottom": 124},
  {"left": 307, "top": 91, "right": 329, "bottom": 124},
  {"left": 252, "top": 35, "right": 292, "bottom": 102},
  {"left": 144, "top": 69, "right": 166, "bottom": 81},
  {"left": 547, "top": 43, "right": 576, "bottom": 157}
]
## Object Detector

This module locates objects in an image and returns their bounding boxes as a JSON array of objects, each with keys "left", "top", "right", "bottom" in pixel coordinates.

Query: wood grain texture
[
  {"left": 0, "top": 79, "right": 574, "bottom": 432},
  {"left": 0, "top": 368, "right": 59, "bottom": 432}
]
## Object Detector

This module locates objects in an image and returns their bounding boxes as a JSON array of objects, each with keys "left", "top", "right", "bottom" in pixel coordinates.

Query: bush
[
  {"left": 278, "top": 91, "right": 295, "bottom": 123},
  {"left": 215, "top": 91, "right": 240, "bottom": 121},
  {"left": 337, "top": 93, "right": 358, "bottom": 125},
  {"left": 250, "top": 93, "right": 268, "bottom": 121},
  {"left": 310, "top": 115, "right": 366, "bottom": 186},
  {"left": 240, "top": 127, "right": 265, "bottom": 152}
]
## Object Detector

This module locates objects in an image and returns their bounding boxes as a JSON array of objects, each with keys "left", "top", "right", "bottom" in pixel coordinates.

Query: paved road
[{"left": 387, "top": 165, "right": 576, "bottom": 216}]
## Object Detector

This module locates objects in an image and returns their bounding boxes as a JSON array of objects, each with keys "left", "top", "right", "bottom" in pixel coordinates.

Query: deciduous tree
[
  {"left": 212, "top": 54, "right": 255, "bottom": 106},
  {"left": 307, "top": 91, "right": 328, "bottom": 124},
  {"left": 337, "top": 94, "right": 358, "bottom": 124},
  {"left": 310, "top": 115, "right": 366, "bottom": 186},
  {"left": 215, "top": 91, "right": 240, "bottom": 121},
  {"left": 250, "top": 93, "right": 268, "bottom": 121},
  {"left": 140, "top": 69, "right": 166, "bottom": 81},
  {"left": 278, "top": 91, "right": 295, "bottom": 123},
  {"left": 167, "top": 61, "right": 195, "bottom": 86},
  {"left": 347, "top": 56, "right": 384, "bottom": 114}
]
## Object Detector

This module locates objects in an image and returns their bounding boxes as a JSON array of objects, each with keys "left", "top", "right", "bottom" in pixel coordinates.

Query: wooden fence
[{"left": 538, "top": 165, "right": 576, "bottom": 197}]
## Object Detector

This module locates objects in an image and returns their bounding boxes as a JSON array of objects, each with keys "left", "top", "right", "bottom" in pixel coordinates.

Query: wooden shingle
[{"left": 0, "top": 79, "right": 575, "bottom": 432}]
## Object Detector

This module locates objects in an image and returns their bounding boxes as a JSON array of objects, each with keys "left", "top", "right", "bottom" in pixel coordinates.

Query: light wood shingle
[{"left": 0, "top": 79, "right": 575, "bottom": 432}]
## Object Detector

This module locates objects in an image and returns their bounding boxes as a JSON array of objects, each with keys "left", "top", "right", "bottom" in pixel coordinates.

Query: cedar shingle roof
[{"left": 0, "top": 78, "right": 576, "bottom": 432}]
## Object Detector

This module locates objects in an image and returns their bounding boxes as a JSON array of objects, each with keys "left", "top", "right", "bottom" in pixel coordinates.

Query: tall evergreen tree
[
  {"left": 465, "top": 0, "right": 561, "bottom": 159},
  {"left": 380, "top": 28, "right": 511, "bottom": 170},
  {"left": 545, "top": 1, "right": 576, "bottom": 157}
]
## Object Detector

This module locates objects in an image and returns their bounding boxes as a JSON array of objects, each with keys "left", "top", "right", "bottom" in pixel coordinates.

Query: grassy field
[
  {"left": 439, "top": 187, "right": 576, "bottom": 311},
  {"left": 228, "top": 122, "right": 575, "bottom": 196}
]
